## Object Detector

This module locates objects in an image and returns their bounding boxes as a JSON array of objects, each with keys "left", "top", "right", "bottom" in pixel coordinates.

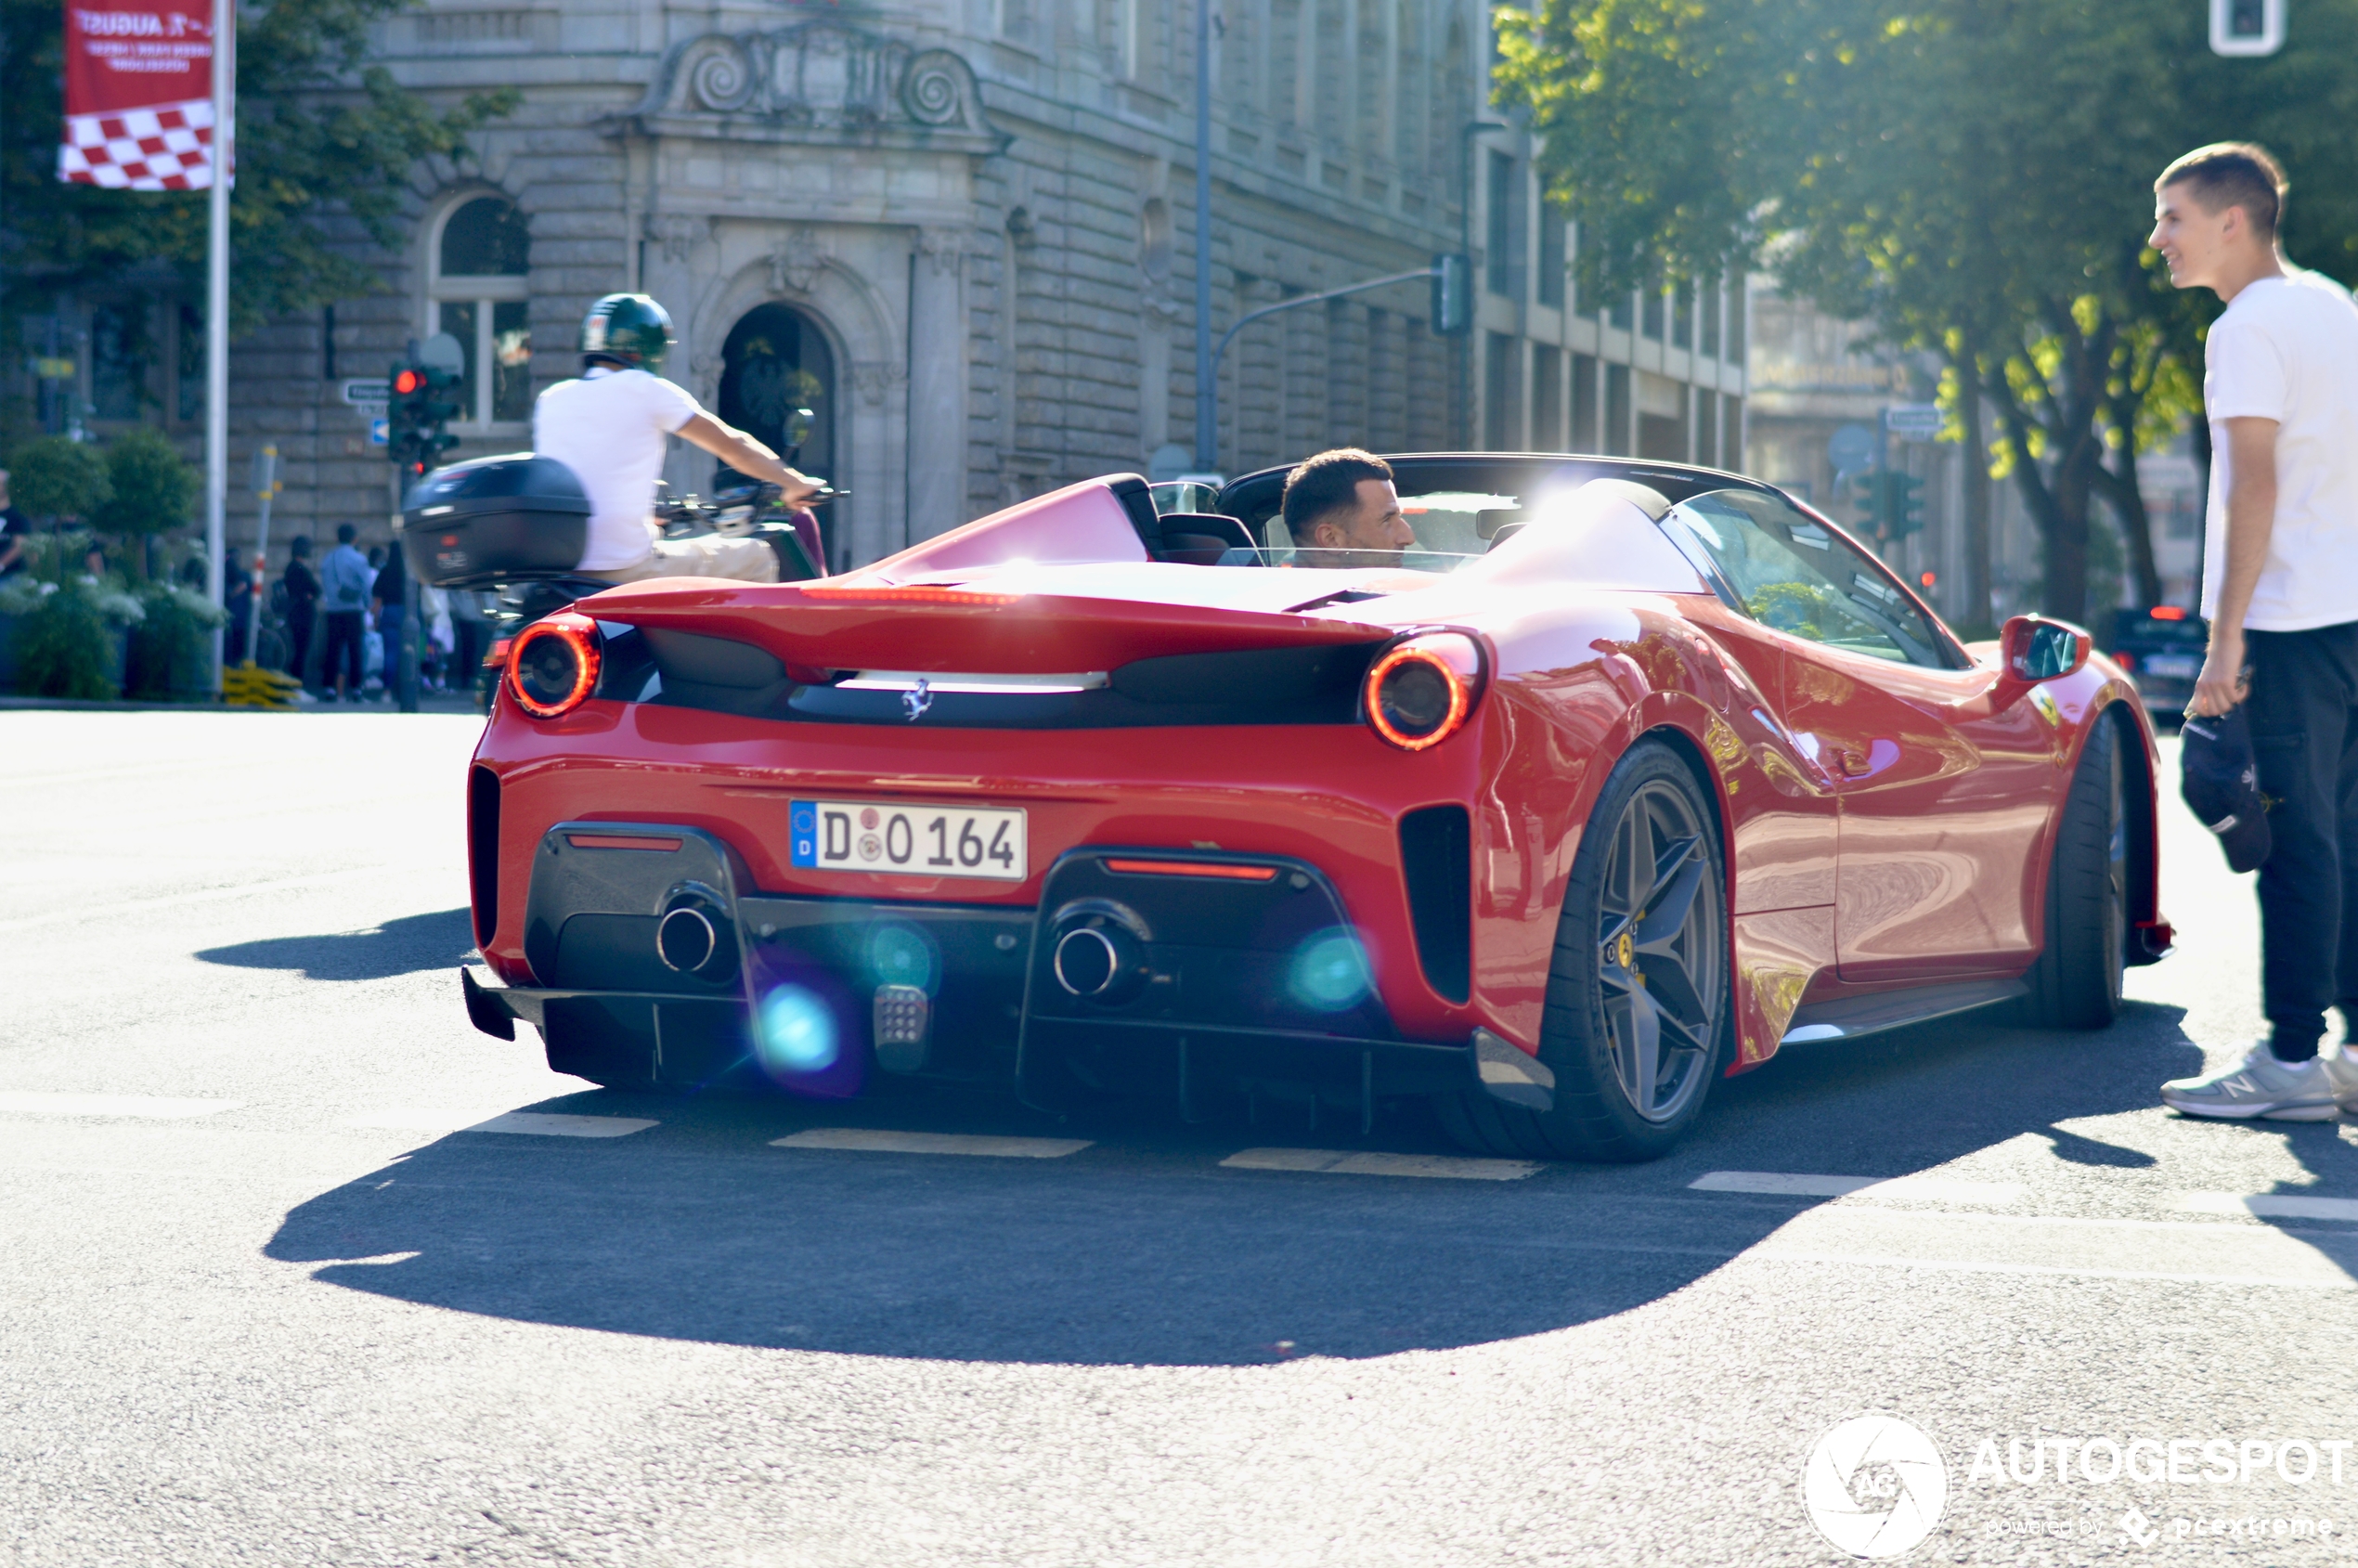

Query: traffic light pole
[{"left": 1200, "top": 266, "right": 1435, "bottom": 473}]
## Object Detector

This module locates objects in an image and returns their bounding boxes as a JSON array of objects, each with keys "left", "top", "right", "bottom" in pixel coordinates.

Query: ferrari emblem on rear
[{"left": 902, "top": 680, "right": 932, "bottom": 722}]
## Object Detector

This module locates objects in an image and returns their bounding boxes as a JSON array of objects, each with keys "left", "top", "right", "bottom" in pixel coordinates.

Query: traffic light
[
  {"left": 387, "top": 358, "right": 462, "bottom": 479},
  {"left": 1846, "top": 471, "right": 1925, "bottom": 540},
  {"left": 1849, "top": 469, "right": 1885, "bottom": 532},
  {"left": 1887, "top": 473, "right": 1925, "bottom": 538},
  {"left": 1432, "top": 253, "right": 1473, "bottom": 336}
]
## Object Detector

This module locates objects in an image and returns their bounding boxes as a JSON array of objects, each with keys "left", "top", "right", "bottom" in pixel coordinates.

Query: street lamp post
[{"left": 1192, "top": 0, "right": 1216, "bottom": 472}]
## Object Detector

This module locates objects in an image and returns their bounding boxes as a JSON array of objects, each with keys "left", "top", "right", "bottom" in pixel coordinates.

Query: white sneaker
[
  {"left": 2160, "top": 1046, "right": 2342, "bottom": 1121},
  {"left": 2326, "top": 1048, "right": 2358, "bottom": 1112}
]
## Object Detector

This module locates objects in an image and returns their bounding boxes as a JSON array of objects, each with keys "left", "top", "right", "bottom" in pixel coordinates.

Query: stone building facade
[{"left": 14, "top": 0, "right": 1751, "bottom": 571}]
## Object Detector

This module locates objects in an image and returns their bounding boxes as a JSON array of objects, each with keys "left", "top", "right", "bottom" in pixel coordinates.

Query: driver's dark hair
[
  {"left": 2157, "top": 142, "right": 2287, "bottom": 240},
  {"left": 1281, "top": 448, "right": 1393, "bottom": 535}
]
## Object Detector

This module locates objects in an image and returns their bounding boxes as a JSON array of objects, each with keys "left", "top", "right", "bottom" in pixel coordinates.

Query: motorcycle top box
[{"left": 398, "top": 453, "right": 590, "bottom": 589}]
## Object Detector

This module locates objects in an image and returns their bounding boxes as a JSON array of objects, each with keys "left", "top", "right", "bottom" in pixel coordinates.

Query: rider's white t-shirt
[
  {"left": 2202, "top": 270, "right": 2358, "bottom": 631},
  {"left": 531, "top": 367, "right": 702, "bottom": 571}
]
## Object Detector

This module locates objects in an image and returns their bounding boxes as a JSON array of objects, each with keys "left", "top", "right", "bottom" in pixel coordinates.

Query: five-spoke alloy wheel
[{"left": 1439, "top": 737, "right": 1730, "bottom": 1161}]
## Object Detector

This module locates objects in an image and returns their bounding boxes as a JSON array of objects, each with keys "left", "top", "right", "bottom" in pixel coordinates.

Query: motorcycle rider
[{"left": 534, "top": 293, "right": 823, "bottom": 584}]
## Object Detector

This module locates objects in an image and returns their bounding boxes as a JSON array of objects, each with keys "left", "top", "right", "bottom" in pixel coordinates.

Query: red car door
[
  {"left": 1658, "top": 489, "right": 2055, "bottom": 984},
  {"left": 1781, "top": 639, "right": 2057, "bottom": 981}
]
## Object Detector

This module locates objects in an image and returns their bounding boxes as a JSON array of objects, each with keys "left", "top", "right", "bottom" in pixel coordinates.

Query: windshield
[
  {"left": 1660, "top": 488, "right": 1953, "bottom": 667},
  {"left": 1238, "top": 487, "right": 1538, "bottom": 575}
]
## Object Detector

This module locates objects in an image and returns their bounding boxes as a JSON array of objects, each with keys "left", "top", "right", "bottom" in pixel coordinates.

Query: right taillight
[
  {"left": 1363, "top": 631, "right": 1485, "bottom": 751},
  {"left": 506, "top": 613, "right": 602, "bottom": 719}
]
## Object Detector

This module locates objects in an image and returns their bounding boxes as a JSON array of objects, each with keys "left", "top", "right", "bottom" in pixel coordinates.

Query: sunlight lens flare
[{"left": 1288, "top": 927, "right": 1373, "bottom": 1012}]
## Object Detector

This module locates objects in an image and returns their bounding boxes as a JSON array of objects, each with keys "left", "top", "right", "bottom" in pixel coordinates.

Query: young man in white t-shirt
[
  {"left": 2148, "top": 144, "right": 2358, "bottom": 1120},
  {"left": 532, "top": 293, "right": 822, "bottom": 584}
]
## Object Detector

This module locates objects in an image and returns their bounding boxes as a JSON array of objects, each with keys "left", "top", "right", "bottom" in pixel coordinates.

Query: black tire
[
  {"left": 1436, "top": 738, "right": 1730, "bottom": 1162},
  {"left": 2019, "top": 712, "right": 2126, "bottom": 1029}
]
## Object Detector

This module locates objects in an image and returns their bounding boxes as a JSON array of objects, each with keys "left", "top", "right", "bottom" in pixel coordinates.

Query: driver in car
[
  {"left": 1281, "top": 448, "right": 1419, "bottom": 568},
  {"left": 534, "top": 293, "right": 823, "bottom": 585}
]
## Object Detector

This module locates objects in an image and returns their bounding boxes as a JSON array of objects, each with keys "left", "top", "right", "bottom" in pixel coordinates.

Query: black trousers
[
  {"left": 320, "top": 610, "right": 365, "bottom": 692},
  {"left": 285, "top": 602, "right": 316, "bottom": 680},
  {"left": 2246, "top": 622, "right": 2358, "bottom": 1056}
]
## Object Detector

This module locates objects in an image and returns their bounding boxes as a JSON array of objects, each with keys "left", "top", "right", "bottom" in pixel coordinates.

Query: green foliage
[
  {"left": 7, "top": 436, "right": 111, "bottom": 523},
  {"left": 0, "top": 0, "right": 519, "bottom": 333},
  {"left": 94, "top": 427, "right": 198, "bottom": 541},
  {"left": 8, "top": 580, "right": 119, "bottom": 699},
  {"left": 1495, "top": 0, "right": 2358, "bottom": 620},
  {"left": 126, "top": 583, "right": 226, "bottom": 699}
]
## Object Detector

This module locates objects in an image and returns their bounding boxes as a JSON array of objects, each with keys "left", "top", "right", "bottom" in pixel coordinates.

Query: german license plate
[{"left": 790, "top": 800, "right": 1028, "bottom": 881}]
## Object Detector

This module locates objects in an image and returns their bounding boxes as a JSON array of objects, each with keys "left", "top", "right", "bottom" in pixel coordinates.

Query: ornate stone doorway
[{"left": 716, "top": 303, "right": 836, "bottom": 490}]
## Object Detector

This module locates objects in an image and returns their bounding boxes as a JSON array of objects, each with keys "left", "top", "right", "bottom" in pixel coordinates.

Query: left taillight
[
  {"left": 506, "top": 613, "right": 602, "bottom": 719},
  {"left": 1363, "top": 630, "right": 1485, "bottom": 751}
]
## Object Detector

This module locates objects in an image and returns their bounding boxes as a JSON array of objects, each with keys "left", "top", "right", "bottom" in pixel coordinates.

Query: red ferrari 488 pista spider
[{"left": 459, "top": 454, "right": 2169, "bottom": 1160}]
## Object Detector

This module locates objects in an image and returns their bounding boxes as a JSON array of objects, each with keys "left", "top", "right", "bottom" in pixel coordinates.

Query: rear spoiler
[{"left": 577, "top": 583, "right": 1390, "bottom": 677}]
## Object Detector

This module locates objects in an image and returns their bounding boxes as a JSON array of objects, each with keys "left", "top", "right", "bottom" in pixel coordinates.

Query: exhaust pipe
[{"left": 1052, "top": 922, "right": 1144, "bottom": 1003}]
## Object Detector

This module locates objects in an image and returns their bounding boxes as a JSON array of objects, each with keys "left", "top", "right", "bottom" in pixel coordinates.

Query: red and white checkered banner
[{"left": 56, "top": 3, "right": 228, "bottom": 191}]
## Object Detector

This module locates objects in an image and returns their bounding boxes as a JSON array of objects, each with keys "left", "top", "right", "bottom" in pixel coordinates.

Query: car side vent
[
  {"left": 643, "top": 628, "right": 796, "bottom": 718},
  {"left": 1399, "top": 804, "right": 1472, "bottom": 1004},
  {"left": 468, "top": 765, "right": 501, "bottom": 950}
]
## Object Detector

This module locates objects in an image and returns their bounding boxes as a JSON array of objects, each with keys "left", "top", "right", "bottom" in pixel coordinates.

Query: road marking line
[
  {"left": 771, "top": 1128, "right": 1092, "bottom": 1159},
  {"left": 1689, "top": 1170, "right": 2026, "bottom": 1204},
  {"left": 1746, "top": 1247, "right": 2357, "bottom": 1290},
  {"left": 0, "top": 1092, "right": 242, "bottom": 1120},
  {"left": 1222, "top": 1147, "right": 1543, "bottom": 1181},
  {"left": 338, "top": 1110, "right": 657, "bottom": 1138},
  {"left": 2174, "top": 1191, "right": 2358, "bottom": 1223}
]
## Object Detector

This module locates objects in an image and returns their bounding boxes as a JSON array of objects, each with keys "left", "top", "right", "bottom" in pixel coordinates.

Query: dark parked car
[{"left": 2107, "top": 607, "right": 2208, "bottom": 722}]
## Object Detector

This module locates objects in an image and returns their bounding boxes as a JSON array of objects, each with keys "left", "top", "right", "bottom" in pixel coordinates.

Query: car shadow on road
[
  {"left": 196, "top": 908, "right": 475, "bottom": 982},
  {"left": 260, "top": 995, "right": 2311, "bottom": 1367}
]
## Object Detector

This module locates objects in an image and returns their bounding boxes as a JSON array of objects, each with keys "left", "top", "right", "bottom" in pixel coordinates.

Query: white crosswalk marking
[
  {"left": 1221, "top": 1147, "right": 1542, "bottom": 1181},
  {"left": 771, "top": 1128, "right": 1093, "bottom": 1159},
  {"left": 2175, "top": 1191, "right": 2358, "bottom": 1223},
  {"left": 1689, "top": 1170, "right": 2026, "bottom": 1204},
  {"left": 338, "top": 1110, "right": 657, "bottom": 1138},
  {"left": 0, "top": 1092, "right": 242, "bottom": 1120}
]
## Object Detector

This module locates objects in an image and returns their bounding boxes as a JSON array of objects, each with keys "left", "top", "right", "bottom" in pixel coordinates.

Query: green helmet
[{"left": 579, "top": 293, "right": 675, "bottom": 371}]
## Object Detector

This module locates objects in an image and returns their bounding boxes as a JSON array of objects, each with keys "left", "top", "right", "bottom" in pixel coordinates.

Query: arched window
[
  {"left": 718, "top": 304, "right": 836, "bottom": 490},
  {"left": 428, "top": 194, "right": 532, "bottom": 429}
]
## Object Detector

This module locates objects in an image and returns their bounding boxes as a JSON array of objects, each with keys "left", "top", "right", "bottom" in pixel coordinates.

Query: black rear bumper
[{"left": 470, "top": 818, "right": 1555, "bottom": 1117}]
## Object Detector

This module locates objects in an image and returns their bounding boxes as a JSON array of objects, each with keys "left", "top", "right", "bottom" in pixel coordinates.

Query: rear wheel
[
  {"left": 1437, "top": 739, "right": 1730, "bottom": 1161},
  {"left": 2019, "top": 713, "right": 2126, "bottom": 1029}
]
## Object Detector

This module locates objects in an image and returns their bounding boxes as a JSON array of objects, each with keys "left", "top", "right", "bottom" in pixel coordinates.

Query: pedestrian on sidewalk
[
  {"left": 371, "top": 537, "right": 408, "bottom": 703},
  {"left": 0, "top": 470, "right": 28, "bottom": 577},
  {"left": 279, "top": 536, "right": 320, "bottom": 683},
  {"left": 318, "top": 524, "right": 370, "bottom": 703},
  {"left": 2150, "top": 143, "right": 2358, "bottom": 1121}
]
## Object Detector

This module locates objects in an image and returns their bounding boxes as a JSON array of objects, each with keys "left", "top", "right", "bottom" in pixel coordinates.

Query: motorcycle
[{"left": 395, "top": 448, "right": 838, "bottom": 713}]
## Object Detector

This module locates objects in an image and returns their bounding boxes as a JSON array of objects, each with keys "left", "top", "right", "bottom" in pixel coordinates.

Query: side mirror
[
  {"left": 784, "top": 408, "right": 815, "bottom": 453},
  {"left": 2000, "top": 615, "right": 2090, "bottom": 681}
]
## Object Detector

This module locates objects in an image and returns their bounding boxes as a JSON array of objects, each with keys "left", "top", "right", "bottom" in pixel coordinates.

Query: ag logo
[{"left": 1803, "top": 1415, "right": 1947, "bottom": 1559}]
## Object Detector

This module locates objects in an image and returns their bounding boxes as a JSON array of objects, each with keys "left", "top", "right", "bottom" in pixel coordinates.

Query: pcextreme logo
[{"left": 1803, "top": 1415, "right": 1949, "bottom": 1560}]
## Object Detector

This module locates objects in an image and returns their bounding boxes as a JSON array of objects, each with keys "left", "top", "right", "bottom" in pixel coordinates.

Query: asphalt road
[{"left": 6, "top": 709, "right": 2358, "bottom": 1567}]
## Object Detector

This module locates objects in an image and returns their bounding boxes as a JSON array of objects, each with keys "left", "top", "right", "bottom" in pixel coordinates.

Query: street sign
[
  {"left": 2211, "top": 0, "right": 2285, "bottom": 56},
  {"left": 1828, "top": 423, "right": 1878, "bottom": 473},
  {"left": 341, "top": 378, "right": 390, "bottom": 408},
  {"left": 1885, "top": 402, "right": 1943, "bottom": 440},
  {"left": 369, "top": 418, "right": 389, "bottom": 447}
]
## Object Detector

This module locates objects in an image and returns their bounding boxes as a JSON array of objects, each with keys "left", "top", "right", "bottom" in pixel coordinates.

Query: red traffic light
[{"left": 392, "top": 368, "right": 427, "bottom": 395}]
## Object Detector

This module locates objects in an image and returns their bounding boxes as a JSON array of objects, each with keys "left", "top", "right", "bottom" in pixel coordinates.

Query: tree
[
  {"left": 6, "top": 434, "right": 110, "bottom": 523},
  {"left": 94, "top": 426, "right": 197, "bottom": 579},
  {"left": 0, "top": 0, "right": 517, "bottom": 334},
  {"left": 1497, "top": 0, "right": 2358, "bottom": 625}
]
